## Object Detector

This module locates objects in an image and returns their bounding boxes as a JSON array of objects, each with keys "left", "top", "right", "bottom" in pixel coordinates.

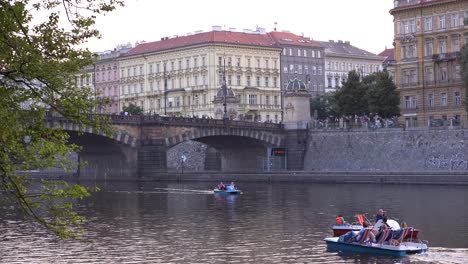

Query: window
[
  {"left": 274, "top": 96, "right": 278, "bottom": 106},
  {"left": 441, "top": 93, "right": 447, "bottom": 106},
  {"left": 289, "top": 48, "right": 292, "bottom": 56},
  {"left": 150, "top": 81, "right": 154, "bottom": 91},
  {"left": 438, "top": 15, "right": 446, "bottom": 29},
  {"left": 149, "top": 65, "right": 153, "bottom": 74},
  {"left": 218, "top": 74, "right": 223, "bottom": 85},
  {"left": 428, "top": 94, "right": 434, "bottom": 107},
  {"left": 411, "top": 96, "right": 417, "bottom": 109},
  {"left": 194, "top": 57, "right": 198, "bottom": 67},
  {"left": 452, "top": 37, "right": 460, "bottom": 52},
  {"left": 265, "top": 77, "right": 269, "bottom": 87},
  {"left": 425, "top": 40, "right": 433, "bottom": 56},
  {"left": 186, "top": 59, "right": 190, "bottom": 68},
  {"left": 256, "top": 76, "right": 260, "bottom": 86},
  {"left": 273, "top": 77, "right": 277, "bottom": 87},
  {"left": 439, "top": 39, "right": 446, "bottom": 53},
  {"left": 311, "top": 50, "right": 315, "bottom": 57},
  {"left": 194, "top": 76, "right": 198, "bottom": 86},
  {"left": 425, "top": 17, "right": 432, "bottom": 31},
  {"left": 265, "top": 60, "right": 269, "bottom": 69},
  {"left": 317, "top": 66, "right": 322, "bottom": 75},
  {"left": 170, "top": 62, "right": 174, "bottom": 71},
  {"left": 455, "top": 91, "right": 461, "bottom": 105},
  {"left": 317, "top": 51, "right": 321, "bottom": 58},
  {"left": 265, "top": 95, "right": 270, "bottom": 105},
  {"left": 257, "top": 59, "right": 260, "bottom": 68},
  {"left": 298, "top": 65, "right": 302, "bottom": 74},
  {"left": 156, "top": 64, "right": 160, "bottom": 73},
  {"left": 237, "top": 75, "right": 241, "bottom": 86},
  {"left": 178, "top": 61, "right": 182, "bottom": 69},
  {"left": 404, "top": 96, "right": 411, "bottom": 109},
  {"left": 248, "top": 95, "right": 258, "bottom": 105},
  {"left": 451, "top": 14, "right": 460, "bottom": 28},
  {"left": 425, "top": 67, "right": 433, "bottom": 82},
  {"left": 440, "top": 66, "right": 447, "bottom": 81},
  {"left": 237, "top": 58, "right": 241, "bottom": 67},
  {"left": 218, "top": 57, "right": 222, "bottom": 66},
  {"left": 274, "top": 60, "right": 277, "bottom": 69},
  {"left": 139, "top": 66, "right": 143, "bottom": 75},
  {"left": 247, "top": 76, "right": 251, "bottom": 86},
  {"left": 202, "top": 57, "right": 206, "bottom": 66},
  {"left": 401, "top": 21, "right": 409, "bottom": 34},
  {"left": 409, "top": 20, "right": 415, "bottom": 33},
  {"left": 202, "top": 75, "right": 206, "bottom": 85},
  {"left": 453, "top": 65, "right": 460, "bottom": 80},
  {"left": 312, "top": 66, "right": 317, "bottom": 75},
  {"left": 227, "top": 57, "right": 232, "bottom": 66},
  {"left": 247, "top": 58, "right": 251, "bottom": 67},
  {"left": 303, "top": 50, "right": 307, "bottom": 57},
  {"left": 297, "top": 49, "right": 301, "bottom": 56},
  {"left": 227, "top": 75, "right": 232, "bottom": 86}
]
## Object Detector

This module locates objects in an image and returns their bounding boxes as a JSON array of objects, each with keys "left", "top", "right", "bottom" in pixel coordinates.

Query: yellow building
[
  {"left": 390, "top": 0, "right": 468, "bottom": 127},
  {"left": 118, "top": 29, "right": 283, "bottom": 122}
]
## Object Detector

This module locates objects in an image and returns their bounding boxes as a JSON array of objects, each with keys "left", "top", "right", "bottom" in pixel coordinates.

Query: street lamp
[
  {"left": 222, "top": 57, "right": 229, "bottom": 122},
  {"left": 163, "top": 62, "right": 168, "bottom": 115}
]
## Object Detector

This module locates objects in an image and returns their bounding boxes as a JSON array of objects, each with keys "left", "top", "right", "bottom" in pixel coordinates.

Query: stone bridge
[{"left": 45, "top": 114, "right": 296, "bottom": 178}]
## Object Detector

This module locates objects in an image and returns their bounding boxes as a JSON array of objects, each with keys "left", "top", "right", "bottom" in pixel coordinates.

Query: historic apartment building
[
  {"left": 94, "top": 45, "right": 132, "bottom": 114},
  {"left": 390, "top": 0, "right": 468, "bottom": 127},
  {"left": 379, "top": 47, "right": 397, "bottom": 79},
  {"left": 117, "top": 28, "right": 283, "bottom": 122},
  {"left": 269, "top": 31, "right": 325, "bottom": 97},
  {"left": 319, "top": 40, "right": 384, "bottom": 93}
]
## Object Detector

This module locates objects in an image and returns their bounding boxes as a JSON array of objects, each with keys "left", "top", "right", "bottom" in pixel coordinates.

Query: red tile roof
[
  {"left": 268, "top": 31, "right": 321, "bottom": 47},
  {"left": 378, "top": 48, "right": 395, "bottom": 61},
  {"left": 124, "top": 31, "right": 279, "bottom": 57}
]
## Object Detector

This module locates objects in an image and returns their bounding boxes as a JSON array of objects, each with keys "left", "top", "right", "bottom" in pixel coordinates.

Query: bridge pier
[
  {"left": 138, "top": 140, "right": 167, "bottom": 177},
  {"left": 285, "top": 130, "right": 309, "bottom": 170}
]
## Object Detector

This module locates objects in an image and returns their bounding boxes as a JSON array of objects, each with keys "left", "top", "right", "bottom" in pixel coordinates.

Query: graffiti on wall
[{"left": 426, "top": 154, "right": 468, "bottom": 171}]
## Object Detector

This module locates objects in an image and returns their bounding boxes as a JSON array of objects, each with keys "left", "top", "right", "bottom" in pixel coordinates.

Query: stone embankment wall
[
  {"left": 167, "top": 141, "right": 207, "bottom": 171},
  {"left": 305, "top": 129, "right": 468, "bottom": 172}
]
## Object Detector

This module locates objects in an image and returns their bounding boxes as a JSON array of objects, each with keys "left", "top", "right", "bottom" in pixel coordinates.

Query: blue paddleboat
[
  {"left": 213, "top": 185, "right": 241, "bottom": 195},
  {"left": 324, "top": 227, "right": 428, "bottom": 257}
]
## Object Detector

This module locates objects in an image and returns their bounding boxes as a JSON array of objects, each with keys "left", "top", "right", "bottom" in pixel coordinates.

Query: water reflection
[{"left": 0, "top": 182, "right": 467, "bottom": 263}]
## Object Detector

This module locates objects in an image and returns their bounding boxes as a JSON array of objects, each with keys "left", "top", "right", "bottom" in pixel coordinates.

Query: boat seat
[{"left": 395, "top": 227, "right": 410, "bottom": 243}]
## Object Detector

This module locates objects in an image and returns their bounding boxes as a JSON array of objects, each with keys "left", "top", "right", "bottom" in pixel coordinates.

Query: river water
[{"left": 1, "top": 181, "right": 467, "bottom": 263}]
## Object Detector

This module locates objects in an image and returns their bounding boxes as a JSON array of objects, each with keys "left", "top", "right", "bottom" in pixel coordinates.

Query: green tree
[
  {"left": 0, "top": 0, "right": 123, "bottom": 239},
  {"left": 310, "top": 93, "right": 338, "bottom": 120},
  {"left": 461, "top": 44, "right": 468, "bottom": 112},
  {"left": 365, "top": 71, "right": 400, "bottom": 118},
  {"left": 123, "top": 103, "right": 144, "bottom": 115},
  {"left": 334, "top": 70, "right": 368, "bottom": 117}
]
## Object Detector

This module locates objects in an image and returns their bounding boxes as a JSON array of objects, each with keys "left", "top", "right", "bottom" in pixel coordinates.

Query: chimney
[
  {"left": 229, "top": 28, "right": 237, "bottom": 32},
  {"left": 338, "top": 40, "right": 343, "bottom": 43},
  {"left": 212, "top": 25, "right": 222, "bottom": 31},
  {"left": 329, "top": 40, "right": 334, "bottom": 43},
  {"left": 345, "top": 41, "right": 350, "bottom": 45}
]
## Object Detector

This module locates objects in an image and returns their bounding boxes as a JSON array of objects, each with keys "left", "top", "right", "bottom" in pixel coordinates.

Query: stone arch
[
  {"left": 45, "top": 120, "right": 138, "bottom": 147},
  {"left": 164, "top": 127, "right": 284, "bottom": 148}
]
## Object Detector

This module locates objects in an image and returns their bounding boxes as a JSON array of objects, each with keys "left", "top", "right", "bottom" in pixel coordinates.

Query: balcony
[{"left": 432, "top": 52, "right": 460, "bottom": 62}]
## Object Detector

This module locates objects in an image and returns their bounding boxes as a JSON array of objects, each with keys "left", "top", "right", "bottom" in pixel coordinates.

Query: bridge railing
[{"left": 45, "top": 112, "right": 284, "bottom": 130}]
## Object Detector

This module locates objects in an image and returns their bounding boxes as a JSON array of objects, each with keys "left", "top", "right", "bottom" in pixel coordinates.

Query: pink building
[{"left": 94, "top": 45, "right": 131, "bottom": 113}]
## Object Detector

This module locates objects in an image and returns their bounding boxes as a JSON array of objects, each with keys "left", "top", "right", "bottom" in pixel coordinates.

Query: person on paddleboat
[
  {"left": 217, "top": 182, "right": 226, "bottom": 190},
  {"left": 335, "top": 215, "right": 346, "bottom": 225},
  {"left": 226, "top": 182, "right": 236, "bottom": 191},
  {"left": 375, "top": 208, "right": 386, "bottom": 223}
]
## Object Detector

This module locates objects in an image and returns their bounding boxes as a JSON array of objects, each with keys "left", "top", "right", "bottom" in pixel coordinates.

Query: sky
[{"left": 84, "top": 0, "right": 396, "bottom": 55}]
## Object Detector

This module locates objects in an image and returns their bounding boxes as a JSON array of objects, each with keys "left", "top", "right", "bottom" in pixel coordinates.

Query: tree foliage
[
  {"left": 365, "top": 71, "right": 400, "bottom": 118},
  {"left": 123, "top": 103, "right": 143, "bottom": 115},
  {"left": 310, "top": 93, "right": 338, "bottom": 120},
  {"left": 0, "top": 0, "right": 123, "bottom": 239},
  {"left": 334, "top": 70, "right": 368, "bottom": 117}
]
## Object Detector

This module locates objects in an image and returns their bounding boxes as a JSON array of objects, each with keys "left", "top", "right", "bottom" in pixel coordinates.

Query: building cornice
[{"left": 390, "top": 0, "right": 460, "bottom": 15}]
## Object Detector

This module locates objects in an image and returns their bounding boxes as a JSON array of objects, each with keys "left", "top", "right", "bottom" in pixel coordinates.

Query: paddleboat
[
  {"left": 324, "top": 237, "right": 428, "bottom": 257},
  {"left": 325, "top": 227, "right": 428, "bottom": 257},
  {"left": 213, "top": 185, "right": 241, "bottom": 195}
]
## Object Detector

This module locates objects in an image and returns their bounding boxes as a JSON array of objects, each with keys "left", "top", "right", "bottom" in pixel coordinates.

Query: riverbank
[
  {"left": 144, "top": 171, "right": 468, "bottom": 185},
  {"left": 19, "top": 170, "right": 468, "bottom": 185}
]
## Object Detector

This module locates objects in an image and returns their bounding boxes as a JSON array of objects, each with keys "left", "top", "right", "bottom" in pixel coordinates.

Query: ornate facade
[
  {"left": 390, "top": 0, "right": 468, "bottom": 127},
  {"left": 117, "top": 30, "right": 282, "bottom": 122}
]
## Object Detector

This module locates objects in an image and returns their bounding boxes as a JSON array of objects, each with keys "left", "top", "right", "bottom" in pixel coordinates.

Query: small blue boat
[
  {"left": 213, "top": 188, "right": 242, "bottom": 195},
  {"left": 324, "top": 237, "right": 428, "bottom": 257}
]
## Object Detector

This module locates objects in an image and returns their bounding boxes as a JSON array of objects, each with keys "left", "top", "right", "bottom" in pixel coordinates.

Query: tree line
[{"left": 310, "top": 70, "right": 400, "bottom": 121}]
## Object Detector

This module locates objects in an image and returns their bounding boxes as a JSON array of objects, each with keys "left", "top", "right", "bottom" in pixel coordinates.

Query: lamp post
[
  {"left": 163, "top": 62, "right": 168, "bottom": 115},
  {"left": 222, "top": 57, "right": 229, "bottom": 122}
]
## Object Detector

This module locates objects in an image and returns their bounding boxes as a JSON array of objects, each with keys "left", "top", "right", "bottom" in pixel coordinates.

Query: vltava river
[{"left": 1, "top": 181, "right": 467, "bottom": 263}]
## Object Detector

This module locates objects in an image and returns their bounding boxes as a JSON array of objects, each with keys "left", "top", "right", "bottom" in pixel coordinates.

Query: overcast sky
[{"left": 84, "top": 0, "right": 396, "bottom": 55}]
